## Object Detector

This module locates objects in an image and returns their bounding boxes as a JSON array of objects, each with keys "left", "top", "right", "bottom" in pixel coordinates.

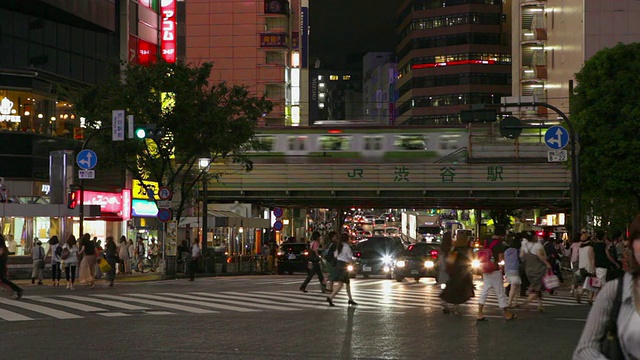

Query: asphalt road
[{"left": 0, "top": 275, "right": 589, "bottom": 359}]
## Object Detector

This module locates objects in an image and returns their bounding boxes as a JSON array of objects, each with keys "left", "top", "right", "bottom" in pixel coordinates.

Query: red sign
[
  {"left": 161, "top": 0, "right": 177, "bottom": 63},
  {"left": 260, "top": 33, "right": 287, "bottom": 48},
  {"left": 77, "top": 189, "right": 131, "bottom": 221},
  {"left": 411, "top": 59, "right": 496, "bottom": 70},
  {"left": 138, "top": 38, "right": 158, "bottom": 66}
]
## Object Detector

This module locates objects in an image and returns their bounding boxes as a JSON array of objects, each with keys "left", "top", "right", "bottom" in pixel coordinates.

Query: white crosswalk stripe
[{"left": 0, "top": 279, "right": 587, "bottom": 322}]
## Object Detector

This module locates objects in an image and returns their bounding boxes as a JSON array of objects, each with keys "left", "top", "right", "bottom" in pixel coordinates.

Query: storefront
[{"left": 129, "top": 180, "right": 161, "bottom": 250}]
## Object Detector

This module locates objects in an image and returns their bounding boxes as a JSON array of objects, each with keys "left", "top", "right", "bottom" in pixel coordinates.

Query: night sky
[{"left": 310, "top": 0, "right": 400, "bottom": 69}]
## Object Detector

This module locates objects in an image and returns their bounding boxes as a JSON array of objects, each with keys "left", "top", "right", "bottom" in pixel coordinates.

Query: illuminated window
[
  {"left": 394, "top": 135, "right": 427, "bottom": 150},
  {"left": 343, "top": 75, "right": 351, "bottom": 80},
  {"left": 319, "top": 135, "right": 352, "bottom": 151},
  {"left": 329, "top": 75, "right": 339, "bottom": 81},
  {"left": 288, "top": 136, "right": 307, "bottom": 150}
]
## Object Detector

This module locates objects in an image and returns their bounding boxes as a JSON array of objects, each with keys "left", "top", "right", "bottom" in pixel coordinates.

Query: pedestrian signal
[{"left": 67, "top": 191, "right": 78, "bottom": 209}]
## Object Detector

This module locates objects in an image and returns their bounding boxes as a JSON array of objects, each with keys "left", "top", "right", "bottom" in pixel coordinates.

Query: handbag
[
  {"left": 543, "top": 270, "right": 560, "bottom": 290},
  {"left": 99, "top": 258, "right": 112, "bottom": 273},
  {"left": 601, "top": 277, "right": 625, "bottom": 359}
]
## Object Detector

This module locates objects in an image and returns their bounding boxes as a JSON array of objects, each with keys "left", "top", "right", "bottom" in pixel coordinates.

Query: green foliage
[
  {"left": 571, "top": 42, "right": 640, "bottom": 226},
  {"left": 69, "top": 60, "right": 273, "bottom": 220}
]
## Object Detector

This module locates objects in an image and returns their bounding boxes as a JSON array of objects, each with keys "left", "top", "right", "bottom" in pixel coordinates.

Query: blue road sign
[
  {"left": 76, "top": 149, "right": 98, "bottom": 170},
  {"left": 273, "top": 220, "right": 283, "bottom": 231},
  {"left": 157, "top": 208, "right": 172, "bottom": 222},
  {"left": 273, "top": 207, "right": 283, "bottom": 218},
  {"left": 544, "top": 126, "right": 569, "bottom": 150}
]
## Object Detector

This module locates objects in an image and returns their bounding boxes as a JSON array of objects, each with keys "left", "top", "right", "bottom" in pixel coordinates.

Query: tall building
[
  {"left": 395, "top": 0, "right": 513, "bottom": 125},
  {"left": 362, "top": 52, "right": 397, "bottom": 125},
  {"left": 511, "top": 0, "right": 640, "bottom": 121},
  {"left": 184, "top": 0, "right": 309, "bottom": 126},
  {"left": 309, "top": 69, "right": 362, "bottom": 123}
]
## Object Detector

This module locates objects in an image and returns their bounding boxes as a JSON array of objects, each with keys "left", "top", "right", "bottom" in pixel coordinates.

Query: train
[{"left": 246, "top": 125, "right": 469, "bottom": 163}]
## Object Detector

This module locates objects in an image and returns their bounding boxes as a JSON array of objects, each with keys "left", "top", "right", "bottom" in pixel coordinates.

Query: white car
[{"left": 364, "top": 215, "right": 376, "bottom": 223}]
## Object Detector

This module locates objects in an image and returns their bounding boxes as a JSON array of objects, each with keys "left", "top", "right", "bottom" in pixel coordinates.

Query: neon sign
[
  {"left": 411, "top": 59, "right": 496, "bottom": 70},
  {"left": 161, "top": 0, "right": 176, "bottom": 63},
  {"left": 77, "top": 189, "right": 131, "bottom": 221},
  {"left": 0, "top": 97, "right": 21, "bottom": 123}
]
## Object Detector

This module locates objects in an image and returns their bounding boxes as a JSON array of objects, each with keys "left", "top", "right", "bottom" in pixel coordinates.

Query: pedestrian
[
  {"left": 576, "top": 233, "right": 596, "bottom": 305},
  {"left": 605, "top": 233, "right": 623, "bottom": 281},
  {"left": 135, "top": 237, "right": 145, "bottom": 272},
  {"left": 177, "top": 239, "right": 189, "bottom": 273},
  {"left": 78, "top": 233, "right": 97, "bottom": 288},
  {"left": 521, "top": 232, "right": 552, "bottom": 312},
  {"left": 148, "top": 238, "right": 159, "bottom": 272},
  {"left": 268, "top": 242, "right": 277, "bottom": 274},
  {"left": 94, "top": 238, "right": 103, "bottom": 279},
  {"left": 127, "top": 239, "right": 135, "bottom": 274},
  {"left": 105, "top": 236, "right": 117, "bottom": 287},
  {"left": 62, "top": 235, "right": 78, "bottom": 290},
  {"left": 573, "top": 214, "right": 640, "bottom": 359},
  {"left": 118, "top": 236, "right": 130, "bottom": 275},
  {"left": 592, "top": 231, "right": 613, "bottom": 293},
  {"left": 31, "top": 239, "right": 45, "bottom": 285},
  {"left": 189, "top": 239, "right": 202, "bottom": 281},
  {"left": 261, "top": 242, "right": 269, "bottom": 272},
  {"left": 437, "top": 231, "right": 453, "bottom": 286},
  {"left": 476, "top": 231, "right": 517, "bottom": 321},
  {"left": 569, "top": 233, "right": 582, "bottom": 295},
  {"left": 299, "top": 231, "right": 327, "bottom": 293},
  {"left": 46, "top": 235, "right": 62, "bottom": 287},
  {"left": 0, "top": 234, "right": 22, "bottom": 299},
  {"left": 440, "top": 231, "right": 474, "bottom": 315},
  {"left": 6, "top": 235, "right": 17, "bottom": 255},
  {"left": 543, "top": 235, "right": 563, "bottom": 288},
  {"left": 326, "top": 233, "right": 357, "bottom": 307},
  {"left": 322, "top": 231, "right": 338, "bottom": 292},
  {"left": 504, "top": 236, "right": 522, "bottom": 308}
]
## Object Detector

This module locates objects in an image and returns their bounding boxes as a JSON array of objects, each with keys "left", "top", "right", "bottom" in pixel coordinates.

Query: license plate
[
  {"left": 411, "top": 270, "right": 419, "bottom": 275},
  {"left": 287, "top": 254, "right": 296, "bottom": 260},
  {"left": 362, "top": 265, "right": 371, "bottom": 272}
]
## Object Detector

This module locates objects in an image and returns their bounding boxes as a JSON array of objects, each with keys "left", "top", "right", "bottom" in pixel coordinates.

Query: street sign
[
  {"left": 157, "top": 200, "right": 172, "bottom": 208},
  {"left": 112, "top": 110, "right": 125, "bottom": 141},
  {"left": 499, "top": 116, "right": 523, "bottom": 139},
  {"left": 547, "top": 150, "right": 568, "bottom": 162},
  {"left": 76, "top": 149, "right": 98, "bottom": 170},
  {"left": 273, "top": 220, "right": 283, "bottom": 231},
  {"left": 157, "top": 208, "right": 172, "bottom": 222},
  {"left": 158, "top": 186, "right": 172, "bottom": 200},
  {"left": 273, "top": 207, "right": 283, "bottom": 218},
  {"left": 78, "top": 170, "right": 95, "bottom": 179},
  {"left": 545, "top": 126, "right": 569, "bottom": 149}
]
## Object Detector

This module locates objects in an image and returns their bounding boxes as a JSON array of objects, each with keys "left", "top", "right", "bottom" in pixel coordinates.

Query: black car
[
  {"left": 393, "top": 242, "right": 441, "bottom": 282},
  {"left": 276, "top": 243, "right": 311, "bottom": 275},
  {"left": 349, "top": 236, "right": 404, "bottom": 279}
]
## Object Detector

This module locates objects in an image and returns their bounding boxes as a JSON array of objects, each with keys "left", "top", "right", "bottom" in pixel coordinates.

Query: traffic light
[
  {"left": 67, "top": 190, "right": 78, "bottom": 209},
  {"left": 460, "top": 109, "right": 497, "bottom": 124},
  {"left": 134, "top": 124, "right": 165, "bottom": 140}
]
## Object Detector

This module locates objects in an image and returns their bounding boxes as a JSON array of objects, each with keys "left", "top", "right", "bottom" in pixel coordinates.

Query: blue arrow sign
[
  {"left": 76, "top": 149, "right": 98, "bottom": 170},
  {"left": 544, "top": 126, "right": 569, "bottom": 150}
]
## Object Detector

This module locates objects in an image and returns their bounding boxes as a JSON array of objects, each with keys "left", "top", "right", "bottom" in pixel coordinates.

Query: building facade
[
  {"left": 395, "top": 0, "right": 513, "bottom": 125},
  {"left": 511, "top": 0, "right": 640, "bottom": 121},
  {"left": 184, "top": 0, "right": 309, "bottom": 126},
  {"left": 362, "top": 52, "right": 398, "bottom": 125}
]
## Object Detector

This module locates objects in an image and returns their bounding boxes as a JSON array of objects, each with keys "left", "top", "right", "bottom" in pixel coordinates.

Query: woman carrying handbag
[{"left": 573, "top": 215, "right": 640, "bottom": 360}]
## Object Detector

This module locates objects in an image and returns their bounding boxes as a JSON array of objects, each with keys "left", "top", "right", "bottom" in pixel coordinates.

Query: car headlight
[
  {"left": 383, "top": 266, "right": 390, "bottom": 272},
  {"left": 471, "top": 259, "right": 481, "bottom": 268},
  {"left": 396, "top": 260, "right": 406, "bottom": 268},
  {"left": 277, "top": 251, "right": 284, "bottom": 256},
  {"left": 424, "top": 260, "right": 435, "bottom": 268},
  {"left": 382, "top": 255, "right": 392, "bottom": 264},
  {"left": 346, "top": 265, "right": 354, "bottom": 272}
]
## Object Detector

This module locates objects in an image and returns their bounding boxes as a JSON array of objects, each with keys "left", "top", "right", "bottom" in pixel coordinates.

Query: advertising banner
[
  {"left": 161, "top": 0, "right": 176, "bottom": 63},
  {"left": 301, "top": 7, "right": 309, "bottom": 68},
  {"left": 260, "top": 33, "right": 287, "bottom": 47}
]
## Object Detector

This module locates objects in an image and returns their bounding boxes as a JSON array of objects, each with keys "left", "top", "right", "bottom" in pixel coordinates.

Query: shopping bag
[
  {"left": 99, "top": 258, "right": 112, "bottom": 273},
  {"left": 583, "top": 276, "right": 601, "bottom": 292},
  {"left": 543, "top": 271, "right": 560, "bottom": 290}
]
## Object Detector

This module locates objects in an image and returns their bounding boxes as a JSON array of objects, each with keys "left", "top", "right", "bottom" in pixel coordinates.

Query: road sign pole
[{"left": 502, "top": 101, "right": 581, "bottom": 236}]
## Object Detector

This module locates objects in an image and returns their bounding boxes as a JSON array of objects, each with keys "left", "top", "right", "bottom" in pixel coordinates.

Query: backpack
[
  {"left": 55, "top": 244, "right": 63, "bottom": 257},
  {"left": 478, "top": 239, "right": 500, "bottom": 273}
]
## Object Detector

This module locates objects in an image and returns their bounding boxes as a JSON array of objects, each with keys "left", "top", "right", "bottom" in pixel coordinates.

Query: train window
[
  {"left": 248, "top": 136, "right": 275, "bottom": 151},
  {"left": 439, "top": 134, "right": 460, "bottom": 149},
  {"left": 287, "top": 136, "right": 307, "bottom": 151},
  {"left": 319, "top": 135, "right": 351, "bottom": 151},
  {"left": 394, "top": 135, "right": 427, "bottom": 150},
  {"left": 364, "top": 136, "right": 383, "bottom": 150}
]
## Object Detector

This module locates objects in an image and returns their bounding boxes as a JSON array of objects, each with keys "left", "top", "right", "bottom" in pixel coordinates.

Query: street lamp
[{"left": 198, "top": 156, "right": 211, "bottom": 272}]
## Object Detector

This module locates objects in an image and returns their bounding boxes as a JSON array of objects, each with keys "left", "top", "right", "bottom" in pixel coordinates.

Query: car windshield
[
  {"left": 417, "top": 226, "right": 441, "bottom": 235},
  {"left": 356, "top": 237, "right": 403, "bottom": 253},
  {"left": 405, "top": 243, "right": 440, "bottom": 256},
  {"left": 372, "top": 229, "right": 386, "bottom": 236},
  {"left": 280, "top": 244, "right": 307, "bottom": 254}
]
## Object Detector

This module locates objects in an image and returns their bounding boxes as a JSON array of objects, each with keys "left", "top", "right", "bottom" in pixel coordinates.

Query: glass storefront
[{"left": 0, "top": 216, "right": 62, "bottom": 256}]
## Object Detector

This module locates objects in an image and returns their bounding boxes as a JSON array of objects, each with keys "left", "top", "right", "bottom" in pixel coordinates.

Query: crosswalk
[{"left": 0, "top": 280, "right": 586, "bottom": 323}]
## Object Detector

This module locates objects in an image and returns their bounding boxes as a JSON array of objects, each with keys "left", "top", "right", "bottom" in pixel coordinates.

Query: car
[
  {"left": 364, "top": 214, "right": 376, "bottom": 223},
  {"left": 384, "top": 227, "right": 401, "bottom": 238},
  {"left": 348, "top": 236, "right": 405, "bottom": 279},
  {"left": 276, "top": 243, "right": 311, "bottom": 275},
  {"left": 373, "top": 219, "right": 386, "bottom": 228},
  {"left": 393, "top": 242, "right": 441, "bottom": 282}
]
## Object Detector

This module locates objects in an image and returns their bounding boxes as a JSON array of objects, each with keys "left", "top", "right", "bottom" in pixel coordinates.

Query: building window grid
[
  {"left": 398, "top": 73, "right": 511, "bottom": 97},
  {"left": 397, "top": 0, "right": 501, "bottom": 26},
  {"left": 398, "top": 33, "right": 501, "bottom": 60},
  {"left": 398, "top": 53, "right": 511, "bottom": 79},
  {"left": 397, "top": 93, "right": 507, "bottom": 114},
  {"left": 398, "top": 13, "right": 501, "bottom": 43}
]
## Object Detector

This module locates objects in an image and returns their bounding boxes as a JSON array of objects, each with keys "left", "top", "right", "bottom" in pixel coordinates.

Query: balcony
[{"left": 263, "top": 0, "right": 289, "bottom": 16}]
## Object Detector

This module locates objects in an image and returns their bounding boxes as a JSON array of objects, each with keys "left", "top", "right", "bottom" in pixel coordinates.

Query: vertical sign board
[
  {"left": 112, "top": 110, "right": 125, "bottom": 141},
  {"left": 165, "top": 220, "right": 177, "bottom": 256},
  {"left": 127, "top": 115, "right": 134, "bottom": 139},
  {"left": 301, "top": 7, "right": 309, "bottom": 68},
  {"left": 161, "top": 0, "right": 177, "bottom": 63}
]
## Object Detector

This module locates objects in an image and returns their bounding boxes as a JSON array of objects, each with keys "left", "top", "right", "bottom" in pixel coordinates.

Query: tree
[
  {"left": 571, "top": 42, "right": 640, "bottom": 228},
  {"left": 70, "top": 60, "right": 273, "bottom": 221}
]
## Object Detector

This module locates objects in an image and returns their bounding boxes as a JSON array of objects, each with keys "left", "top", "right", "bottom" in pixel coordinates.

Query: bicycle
[{"left": 134, "top": 256, "right": 153, "bottom": 273}]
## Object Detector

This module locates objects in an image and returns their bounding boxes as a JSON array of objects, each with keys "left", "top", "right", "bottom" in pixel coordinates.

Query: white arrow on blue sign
[
  {"left": 76, "top": 149, "right": 98, "bottom": 170},
  {"left": 544, "top": 126, "right": 569, "bottom": 150}
]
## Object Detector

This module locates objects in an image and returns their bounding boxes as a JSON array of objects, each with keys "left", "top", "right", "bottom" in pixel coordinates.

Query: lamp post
[{"left": 198, "top": 157, "right": 211, "bottom": 273}]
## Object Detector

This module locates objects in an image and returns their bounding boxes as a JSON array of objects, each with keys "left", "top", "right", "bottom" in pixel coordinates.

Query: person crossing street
[{"left": 300, "top": 231, "right": 328, "bottom": 293}]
